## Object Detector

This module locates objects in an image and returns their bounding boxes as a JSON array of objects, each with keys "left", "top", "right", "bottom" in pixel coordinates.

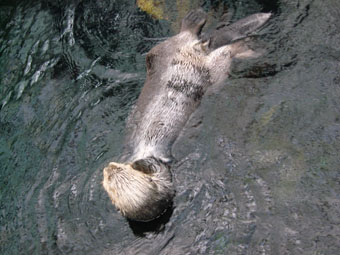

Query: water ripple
[{"left": 1, "top": 0, "right": 340, "bottom": 254}]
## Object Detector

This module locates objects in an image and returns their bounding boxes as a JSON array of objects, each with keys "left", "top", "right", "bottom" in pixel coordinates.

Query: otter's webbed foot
[
  {"left": 181, "top": 8, "right": 207, "bottom": 35},
  {"left": 203, "top": 13, "right": 271, "bottom": 50}
]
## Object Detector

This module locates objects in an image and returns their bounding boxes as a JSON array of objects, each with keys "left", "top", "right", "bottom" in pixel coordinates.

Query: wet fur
[
  {"left": 103, "top": 9, "right": 271, "bottom": 222},
  {"left": 103, "top": 157, "right": 173, "bottom": 221}
]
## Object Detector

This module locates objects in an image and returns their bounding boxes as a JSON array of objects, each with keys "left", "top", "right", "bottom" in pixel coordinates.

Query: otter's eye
[{"left": 116, "top": 167, "right": 123, "bottom": 172}]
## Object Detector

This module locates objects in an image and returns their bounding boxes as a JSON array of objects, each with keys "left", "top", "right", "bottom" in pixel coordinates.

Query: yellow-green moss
[{"left": 137, "top": 0, "right": 165, "bottom": 19}]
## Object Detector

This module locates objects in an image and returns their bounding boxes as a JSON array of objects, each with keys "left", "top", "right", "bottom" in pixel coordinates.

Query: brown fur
[{"left": 103, "top": 9, "right": 271, "bottom": 222}]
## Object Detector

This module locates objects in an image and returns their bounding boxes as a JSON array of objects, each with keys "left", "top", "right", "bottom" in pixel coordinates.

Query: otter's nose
[
  {"left": 103, "top": 163, "right": 116, "bottom": 175},
  {"left": 103, "top": 162, "right": 123, "bottom": 176},
  {"left": 103, "top": 166, "right": 110, "bottom": 177}
]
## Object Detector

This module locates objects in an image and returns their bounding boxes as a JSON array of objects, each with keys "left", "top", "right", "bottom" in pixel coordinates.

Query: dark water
[{"left": 1, "top": 0, "right": 340, "bottom": 254}]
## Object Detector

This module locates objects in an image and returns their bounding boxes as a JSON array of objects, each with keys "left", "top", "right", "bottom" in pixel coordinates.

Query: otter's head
[{"left": 103, "top": 157, "right": 174, "bottom": 222}]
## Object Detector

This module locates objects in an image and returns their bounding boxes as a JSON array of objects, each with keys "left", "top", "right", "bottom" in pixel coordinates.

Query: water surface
[{"left": 1, "top": 0, "right": 340, "bottom": 254}]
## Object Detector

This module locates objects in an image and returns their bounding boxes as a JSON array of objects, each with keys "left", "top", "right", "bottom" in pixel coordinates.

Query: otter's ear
[
  {"left": 180, "top": 9, "right": 207, "bottom": 35},
  {"left": 131, "top": 158, "right": 157, "bottom": 174}
]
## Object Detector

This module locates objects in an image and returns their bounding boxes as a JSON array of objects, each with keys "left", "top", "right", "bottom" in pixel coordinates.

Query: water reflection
[{"left": 1, "top": 0, "right": 340, "bottom": 254}]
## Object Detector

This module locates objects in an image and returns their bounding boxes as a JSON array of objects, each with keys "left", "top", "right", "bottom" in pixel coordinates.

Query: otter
[{"left": 103, "top": 9, "right": 271, "bottom": 222}]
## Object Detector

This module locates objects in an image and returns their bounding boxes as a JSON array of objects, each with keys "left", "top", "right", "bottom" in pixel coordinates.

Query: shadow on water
[
  {"left": 1, "top": 0, "right": 340, "bottom": 254},
  {"left": 256, "top": 0, "right": 280, "bottom": 13},
  {"left": 128, "top": 203, "right": 174, "bottom": 237}
]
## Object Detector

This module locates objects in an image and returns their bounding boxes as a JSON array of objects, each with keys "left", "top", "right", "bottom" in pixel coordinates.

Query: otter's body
[
  {"left": 127, "top": 31, "right": 213, "bottom": 163},
  {"left": 103, "top": 9, "right": 271, "bottom": 221}
]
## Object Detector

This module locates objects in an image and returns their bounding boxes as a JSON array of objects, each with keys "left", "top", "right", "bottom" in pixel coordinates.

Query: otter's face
[{"left": 103, "top": 158, "right": 174, "bottom": 222}]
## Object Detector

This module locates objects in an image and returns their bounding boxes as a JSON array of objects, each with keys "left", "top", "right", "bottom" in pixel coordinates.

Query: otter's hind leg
[
  {"left": 207, "top": 40, "right": 261, "bottom": 84},
  {"left": 206, "top": 13, "right": 271, "bottom": 50},
  {"left": 180, "top": 9, "right": 207, "bottom": 35}
]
